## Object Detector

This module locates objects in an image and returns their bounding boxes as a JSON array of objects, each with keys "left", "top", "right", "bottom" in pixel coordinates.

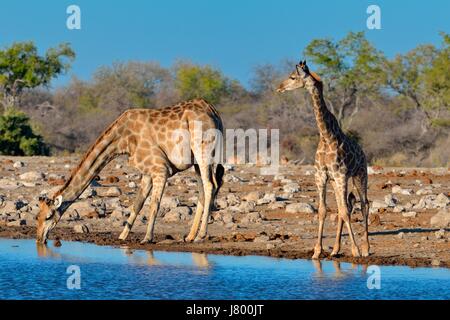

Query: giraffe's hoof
[
  {"left": 184, "top": 235, "right": 196, "bottom": 243},
  {"left": 118, "top": 231, "right": 129, "bottom": 241},
  {"left": 312, "top": 252, "right": 321, "bottom": 260},
  {"left": 361, "top": 243, "right": 370, "bottom": 257},
  {"left": 193, "top": 235, "right": 206, "bottom": 243},
  {"left": 351, "top": 246, "right": 361, "bottom": 258},
  {"left": 330, "top": 250, "right": 340, "bottom": 257},
  {"left": 140, "top": 238, "right": 154, "bottom": 245}
]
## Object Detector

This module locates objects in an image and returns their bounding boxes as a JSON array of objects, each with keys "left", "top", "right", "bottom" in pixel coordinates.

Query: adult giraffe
[
  {"left": 277, "top": 60, "right": 370, "bottom": 259},
  {"left": 36, "top": 98, "right": 224, "bottom": 244}
]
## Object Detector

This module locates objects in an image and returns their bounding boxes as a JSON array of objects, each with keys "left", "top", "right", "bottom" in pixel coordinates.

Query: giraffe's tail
[
  {"left": 211, "top": 164, "right": 224, "bottom": 211},
  {"left": 347, "top": 192, "right": 357, "bottom": 215}
]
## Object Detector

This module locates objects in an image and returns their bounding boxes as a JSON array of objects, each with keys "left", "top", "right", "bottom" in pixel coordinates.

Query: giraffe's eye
[{"left": 290, "top": 76, "right": 296, "bottom": 80}]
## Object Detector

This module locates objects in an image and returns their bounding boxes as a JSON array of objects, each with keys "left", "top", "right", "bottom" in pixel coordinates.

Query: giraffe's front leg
[
  {"left": 119, "top": 175, "right": 152, "bottom": 240},
  {"left": 185, "top": 165, "right": 204, "bottom": 242},
  {"left": 312, "top": 170, "right": 328, "bottom": 260},
  {"left": 141, "top": 174, "right": 167, "bottom": 244}
]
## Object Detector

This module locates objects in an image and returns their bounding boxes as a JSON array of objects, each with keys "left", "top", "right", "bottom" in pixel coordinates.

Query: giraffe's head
[
  {"left": 276, "top": 60, "right": 321, "bottom": 93},
  {"left": 36, "top": 194, "right": 64, "bottom": 244}
]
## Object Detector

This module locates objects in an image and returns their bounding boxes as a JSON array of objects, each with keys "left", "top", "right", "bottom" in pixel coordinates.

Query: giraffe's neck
[
  {"left": 54, "top": 121, "right": 125, "bottom": 206},
  {"left": 306, "top": 83, "right": 343, "bottom": 143}
]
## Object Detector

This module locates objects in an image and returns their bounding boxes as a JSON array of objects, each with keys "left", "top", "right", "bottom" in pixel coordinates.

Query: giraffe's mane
[
  {"left": 310, "top": 71, "right": 322, "bottom": 83},
  {"left": 54, "top": 113, "right": 125, "bottom": 198}
]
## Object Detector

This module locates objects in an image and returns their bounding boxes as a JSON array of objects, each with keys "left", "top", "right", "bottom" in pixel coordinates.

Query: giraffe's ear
[{"left": 54, "top": 195, "right": 63, "bottom": 209}]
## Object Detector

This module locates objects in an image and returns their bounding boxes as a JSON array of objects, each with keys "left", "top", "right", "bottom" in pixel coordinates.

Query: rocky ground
[{"left": 0, "top": 155, "right": 449, "bottom": 268}]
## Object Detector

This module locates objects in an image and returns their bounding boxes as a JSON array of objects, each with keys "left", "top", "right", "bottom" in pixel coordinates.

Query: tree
[
  {"left": 174, "top": 62, "right": 233, "bottom": 105},
  {"left": 304, "top": 31, "right": 386, "bottom": 127},
  {"left": 383, "top": 33, "right": 450, "bottom": 129},
  {"left": 0, "top": 108, "right": 48, "bottom": 155},
  {"left": 0, "top": 42, "right": 75, "bottom": 110}
]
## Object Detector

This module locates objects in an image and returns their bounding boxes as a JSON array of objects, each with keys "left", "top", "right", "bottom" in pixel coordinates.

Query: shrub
[{"left": 0, "top": 109, "right": 48, "bottom": 156}]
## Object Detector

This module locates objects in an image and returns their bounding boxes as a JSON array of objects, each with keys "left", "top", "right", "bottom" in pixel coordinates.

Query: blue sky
[{"left": 0, "top": 0, "right": 449, "bottom": 88}]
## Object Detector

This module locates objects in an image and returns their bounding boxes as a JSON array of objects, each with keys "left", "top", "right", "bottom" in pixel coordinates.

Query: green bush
[{"left": 0, "top": 109, "right": 49, "bottom": 156}]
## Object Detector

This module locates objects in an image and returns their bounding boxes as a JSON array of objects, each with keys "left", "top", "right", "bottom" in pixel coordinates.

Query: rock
[
  {"left": 241, "top": 212, "right": 262, "bottom": 224},
  {"left": 163, "top": 206, "right": 192, "bottom": 223},
  {"left": 222, "top": 212, "right": 234, "bottom": 224},
  {"left": 161, "top": 196, "right": 180, "bottom": 209},
  {"left": 285, "top": 203, "right": 316, "bottom": 214},
  {"left": 391, "top": 185, "right": 413, "bottom": 195},
  {"left": 95, "top": 187, "right": 122, "bottom": 197},
  {"left": 431, "top": 259, "right": 441, "bottom": 267},
  {"left": 70, "top": 201, "right": 95, "bottom": 216},
  {"left": 393, "top": 205, "right": 405, "bottom": 213},
  {"left": 434, "top": 229, "right": 446, "bottom": 240},
  {"left": 243, "top": 191, "right": 264, "bottom": 202},
  {"left": 268, "top": 202, "right": 286, "bottom": 210},
  {"left": 13, "top": 161, "right": 24, "bottom": 168},
  {"left": 226, "top": 194, "right": 240, "bottom": 206},
  {"left": 372, "top": 200, "right": 388, "bottom": 209},
  {"left": 216, "top": 198, "right": 228, "bottom": 209},
  {"left": 402, "top": 211, "right": 417, "bottom": 218},
  {"left": 128, "top": 181, "right": 137, "bottom": 188},
  {"left": 19, "top": 171, "right": 44, "bottom": 181},
  {"left": 0, "top": 178, "right": 22, "bottom": 190},
  {"left": 416, "top": 188, "right": 433, "bottom": 195},
  {"left": 384, "top": 194, "right": 398, "bottom": 207},
  {"left": 430, "top": 209, "right": 450, "bottom": 228},
  {"left": 266, "top": 243, "right": 275, "bottom": 250},
  {"left": 7, "top": 219, "right": 26, "bottom": 227},
  {"left": 238, "top": 201, "right": 256, "bottom": 213},
  {"left": 53, "top": 239, "right": 62, "bottom": 247},
  {"left": 283, "top": 183, "right": 300, "bottom": 194},
  {"left": 254, "top": 235, "right": 270, "bottom": 243},
  {"left": 256, "top": 193, "right": 276, "bottom": 205},
  {"left": 434, "top": 193, "right": 449, "bottom": 208},
  {"left": 110, "top": 209, "right": 125, "bottom": 220},
  {"left": 79, "top": 186, "right": 96, "bottom": 199},
  {"left": 73, "top": 224, "right": 89, "bottom": 233},
  {"left": 397, "top": 232, "right": 405, "bottom": 239}
]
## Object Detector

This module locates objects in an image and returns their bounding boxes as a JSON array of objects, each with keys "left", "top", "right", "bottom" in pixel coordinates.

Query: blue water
[{"left": 0, "top": 238, "right": 449, "bottom": 300}]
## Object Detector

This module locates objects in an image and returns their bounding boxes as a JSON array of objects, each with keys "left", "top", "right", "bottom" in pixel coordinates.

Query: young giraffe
[
  {"left": 277, "top": 60, "right": 370, "bottom": 259},
  {"left": 36, "top": 98, "right": 225, "bottom": 245}
]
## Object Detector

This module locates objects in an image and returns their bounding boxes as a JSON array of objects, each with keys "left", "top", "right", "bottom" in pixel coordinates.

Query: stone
[
  {"left": 434, "top": 193, "right": 449, "bottom": 208},
  {"left": 70, "top": 201, "right": 95, "bottom": 216},
  {"left": 19, "top": 171, "right": 44, "bottom": 181},
  {"left": 416, "top": 188, "right": 433, "bottom": 195},
  {"left": 393, "top": 205, "right": 405, "bottom": 213},
  {"left": 163, "top": 206, "right": 192, "bottom": 223},
  {"left": 254, "top": 235, "right": 270, "bottom": 243},
  {"left": 216, "top": 198, "right": 228, "bottom": 209},
  {"left": 7, "top": 219, "right": 26, "bottom": 227},
  {"left": 434, "top": 229, "right": 446, "bottom": 240},
  {"left": 431, "top": 259, "right": 441, "bottom": 267},
  {"left": 161, "top": 196, "right": 180, "bottom": 209},
  {"left": 285, "top": 203, "right": 316, "bottom": 214},
  {"left": 372, "top": 200, "right": 388, "bottom": 209},
  {"left": 0, "top": 178, "right": 22, "bottom": 190},
  {"left": 256, "top": 193, "right": 276, "bottom": 205},
  {"left": 268, "top": 202, "right": 286, "bottom": 210},
  {"left": 243, "top": 191, "right": 264, "bottom": 202},
  {"left": 397, "top": 232, "right": 405, "bottom": 239},
  {"left": 241, "top": 212, "right": 262, "bottom": 224},
  {"left": 430, "top": 209, "right": 450, "bottom": 228},
  {"left": 283, "top": 183, "right": 300, "bottom": 194},
  {"left": 95, "top": 187, "right": 121, "bottom": 197},
  {"left": 384, "top": 194, "right": 398, "bottom": 207},
  {"left": 402, "top": 211, "right": 417, "bottom": 218},
  {"left": 128, "top": 181, "right": 137, "bottom": 188},
  {"left": 110, "top": 209, "right": 124, "bottom": 220},
  {"left": 226, "top": 194, "right": 240, "bottom": 206},
  {"left": 222, "top": 212, "right": 234, "bottom": 224},
  {"left": 13, "top": 161, "right": 24, "bottom": 168},
  {"left": 238, "top": 201, "right": 256, "bottom": 213},
  {"left": 73, "top": 224, "right": 89, "bottom": 234},
  {"left": 79, "top": 186, "right": 96, "bottom": 199},
  {"left": 391, "top": 185, "right": 413, "bottom": 195}
]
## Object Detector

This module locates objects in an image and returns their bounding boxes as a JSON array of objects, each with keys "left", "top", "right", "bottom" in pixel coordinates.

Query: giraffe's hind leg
[
  {"left": 118, "top": 175, "right": 152, "bottom": 240},
  {"left": 185, "top": 165, "right": 205, "bottom": 242},
  {"left": 332, "top": 175, "right": 360, "bottom": 258},
  {"left": 353, "top": 171, "right": 370, "bottom": 257},
  {"left": 194, "top": 164, "right": 215, "bottom": 242}
]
